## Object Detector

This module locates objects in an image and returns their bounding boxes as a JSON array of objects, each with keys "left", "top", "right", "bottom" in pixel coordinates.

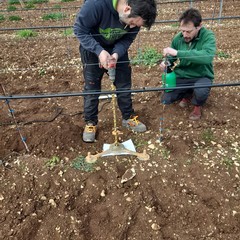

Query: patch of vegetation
[
  {"left": 61, "top": 0, "right": 75, "bottom": 2},
  {"left": 131, "top": 47, "right": 162, "bottom": 66},
  {"left": 0, "top": 14, "right": 5, "bottom": 21},
  {"left": 7, "top": 5, "right": 17, "bottom": 11},
  {"left": 222, "top": 157, "right": 234, "bottom": 169},
  {"left": 38, "top": 68, "right": 46, "bottom": 76},
  {"left": 160, "top": 147, "right": 171, "bottom": 160},
  {"left": 9, "top": 15, "right": 22, "bottom": 21},
  {"left": 62, "top": 28, "right": 73, "bottom": 36},
  {"left": 217, "top": 51, "right": 230, "bottom": 58},
  {"left": 53, "top": 4, "right": 61, "bottom": 9},
  {"left": 201, "top": 128, "right": 214, "bottom": 144},
  {"left": 42, "top": 12, "right": 66, "bottom": 21},
  {"left": 24, "top": 2, "right": 35, "bottom": 9},
  {"left": 17, "top": 29, "right": 38, "bottom": 38},
  {"left": 171, "top": 23, "right": 179, "bottom": 27},
  {"left": 45, "top": 156, "right": 61, "bottom": 170},
  {"left": 31, "top": 0, "right": 49, "bottom": 3},
  {"left": 71, "top": 155, "right": 95, "bottom": 172},
  {"left": 8, "top": 0, "right": 20, "bottom": 5},
  {"left": 134, "top": 139, "right": 148, "bottom": 148}
]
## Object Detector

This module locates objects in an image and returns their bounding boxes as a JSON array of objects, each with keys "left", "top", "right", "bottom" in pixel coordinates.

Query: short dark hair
[
  {"left": 127, "top": 0, "right": 157, "bottom": 30},
  {"left": 179, "top": 8, "right": 202, "bottom": 27}
]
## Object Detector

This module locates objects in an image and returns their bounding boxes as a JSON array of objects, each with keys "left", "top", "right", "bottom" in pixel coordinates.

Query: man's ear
[{"left": 123, "top": 5, "right": 131, "bottom": 14}]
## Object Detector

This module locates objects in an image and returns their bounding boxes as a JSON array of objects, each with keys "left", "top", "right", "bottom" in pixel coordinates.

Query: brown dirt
[{"left": 0, "top": 1, "right": 240, "bottom": 239}]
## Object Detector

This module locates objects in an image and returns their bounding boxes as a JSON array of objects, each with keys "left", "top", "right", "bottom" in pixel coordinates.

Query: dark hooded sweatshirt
[{"left": 73, "top": 0, "right": 140, "bottom": 58}]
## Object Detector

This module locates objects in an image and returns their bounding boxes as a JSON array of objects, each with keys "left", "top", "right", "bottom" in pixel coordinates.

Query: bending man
[{"left": 74, "top": 0, "right": 157, "bottom": 142}]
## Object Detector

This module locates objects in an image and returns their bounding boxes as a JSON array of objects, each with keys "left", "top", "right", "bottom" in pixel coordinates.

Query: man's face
[
  {"left": 119, "top": 14, "right": 144, "bottom": 28},
  {"left": 179, "top": 21, "right": 201, "bottom": 43}
]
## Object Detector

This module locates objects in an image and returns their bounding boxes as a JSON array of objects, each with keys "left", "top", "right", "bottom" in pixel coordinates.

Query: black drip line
[{"left": 0, "top": 82, "right": 239, "bottom": 100}]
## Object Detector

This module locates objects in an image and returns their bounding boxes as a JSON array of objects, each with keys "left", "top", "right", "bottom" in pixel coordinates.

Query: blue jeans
[
  {"left": 161, "top": 77, "right": 212, "bottom": 106},
  {"left": 80, "top": 46, "right": 134, "bottom": 125}
]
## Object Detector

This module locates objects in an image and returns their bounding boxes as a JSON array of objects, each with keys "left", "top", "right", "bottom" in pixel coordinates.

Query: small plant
[
  {"left": 0, "top": 15, "right": 5, "bottom": 21},
  {"left": 42, "top": 12, "right": 66, "bottom": 21},
  {"left": 24, "top": 2, "right": 35, "bottom": 9},
  {"left": 71, "top": 155, "right": 94, "bottom": 172},
  {"left": 31, "top": 0, "right": 49, "bottom": 3},
  {"left": 45, "top": 156, "right": 61, "bottom": 170},
  {"left": 9, "top": 15, "right": 22, "bottom": 21},
  {"left": 202, "top": 128, "right": 214, "bottom": 143},
  {"left": 222, "top": 157, "right": 234, "bottom": 170},
  {"left": 171, "top": 23, "right": 179, "bottom": 28},
  {"left": 7, "top": 5, "right": 17, "bottom": 11},
  {"left": 8, "top": 0, "right": 20, "bottom": 5},
  {"left": 161, "top": 147, "right": 171, "bottom": 160},
  {"left": 62, "top": 28, "right": 73, "bottom": 36},
  {"left": 39, "top": 68, "right": 46, "bottom": 76},
  {"left": 17, "top": 29, "right": 38, "bottom": 38},
  {"left": 131, "top": 47, "right": 162, "bottom": 66},
  {"left": 53, "top": 4, "right": 61, "bottom": 9},
  {"left": 217, "top": 51, "right": 230, "bottom": 58},
  {"left": 61, "top": 0, "right": 75, "bottom": 2}
]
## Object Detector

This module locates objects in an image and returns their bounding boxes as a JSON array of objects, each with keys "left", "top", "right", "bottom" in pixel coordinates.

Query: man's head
[
  {"left": 119, "top": 0, "right": 157, "bottom": 30},
  {"left": 179, "top": 8, "right": 202, "bottom": 43}
]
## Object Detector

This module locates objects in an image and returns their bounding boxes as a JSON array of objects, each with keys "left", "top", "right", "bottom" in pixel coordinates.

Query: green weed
[
  {"left": 131, "top": 47, "right": 162, "bottom": 66},
  {"left": 17, "top": 29, "right": 38, "bottom": 38},
  {"left": 171, "top": 23, "right": 179, "bottom": 27},
  {"left": 71, "top": 155, "right": 94, "bottom": 172},
  {"left": 134, "top": 139, "right": 148, "bottom": 149},
  {"left": 31, "top": 0, "right": 49, "bottom": 3},
  {"left": 160, "top": 147, "right": 171, "bottom": 160},
  {"left": 53, "top": 4, "right": 61, "bottom": 9},
  {"left": 45, "top": 156, "right": 61, "bottom": 170},
  {"left": 9, "top": 15, "right": 22, "bottom": 21},
  {"left": 0, "top": 15, "right": 5, "bottom": 21},
  {"left": 42, "top": 12, "right": 66, "bottom": 21},
  {"left": 62, "top": 28, "right": 73, "bottom": 36},
  {"left": 201, "top": 128, "right": 214, "bottom": 143},
  {"left": 8, "top": 0, "right": 20, "bottom": 5},
  {"left": 222, "top": 157, "right": 234, "bottom": 169},
  {"left": 217, "top": 51, "right": 230, "bottom": 58},
  {"left": 7, "top": 5, "right": 17, "bottom": 11},
  {"left": 39, "top": 68, "right": 46, "bottom": 76},
  {"left": 24, "top": 2, "right": 35, "bottom": 9}
]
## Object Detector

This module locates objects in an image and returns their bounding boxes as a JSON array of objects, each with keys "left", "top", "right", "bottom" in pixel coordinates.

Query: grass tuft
[
  {"left": 9, "top": 15, "right": 22, "bottom": 21},
  {"left": 17, "top": 29, "right": 38, "bottom": 38},
  {"left": 7, "top": 5, "right": 17, "bottom": 11},
  {"left": 71, "top": 155, "right": 95, "bottom": 172},
  {"left": 42, "top": 12, "right": 66, "bottom": 20},
  {"left": 0, "top": 14, "right": 5, "bottom": 21}
]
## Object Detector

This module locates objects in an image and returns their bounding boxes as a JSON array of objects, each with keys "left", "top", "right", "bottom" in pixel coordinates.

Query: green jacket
[{"left": 169, "top": 27, "right": 216, "bottom": 80}]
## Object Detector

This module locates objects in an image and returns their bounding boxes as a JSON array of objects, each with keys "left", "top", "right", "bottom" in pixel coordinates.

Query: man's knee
[{"left": 161, "top": 92, "right": 176, "bottom": 104}]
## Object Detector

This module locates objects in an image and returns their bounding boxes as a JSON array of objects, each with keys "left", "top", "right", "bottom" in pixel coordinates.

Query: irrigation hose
[{"left": 0, "top": 82, "right": 239, "bottom": 100}]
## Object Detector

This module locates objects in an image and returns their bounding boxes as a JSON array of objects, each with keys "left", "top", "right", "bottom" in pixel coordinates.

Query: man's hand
[
  {"left": 98, "top": 51, "right": 118, "bottom": 69},
  {"left": 159, "top": 61, "right": 166, "bottom": 72},
  {"left": 163, "top": 47, "right": 178, "bottom": 57},
  {"left": 99, "top": 50, "right": 111, "bottom": 69}
]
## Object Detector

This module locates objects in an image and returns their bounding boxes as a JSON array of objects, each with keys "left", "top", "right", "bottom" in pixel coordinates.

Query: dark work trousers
[
  {"left": 161, "top": 77, "right": 212, "bottom": 106},
  {"left": 80, "top": 46, "right": 134, "bottom": 125}
]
